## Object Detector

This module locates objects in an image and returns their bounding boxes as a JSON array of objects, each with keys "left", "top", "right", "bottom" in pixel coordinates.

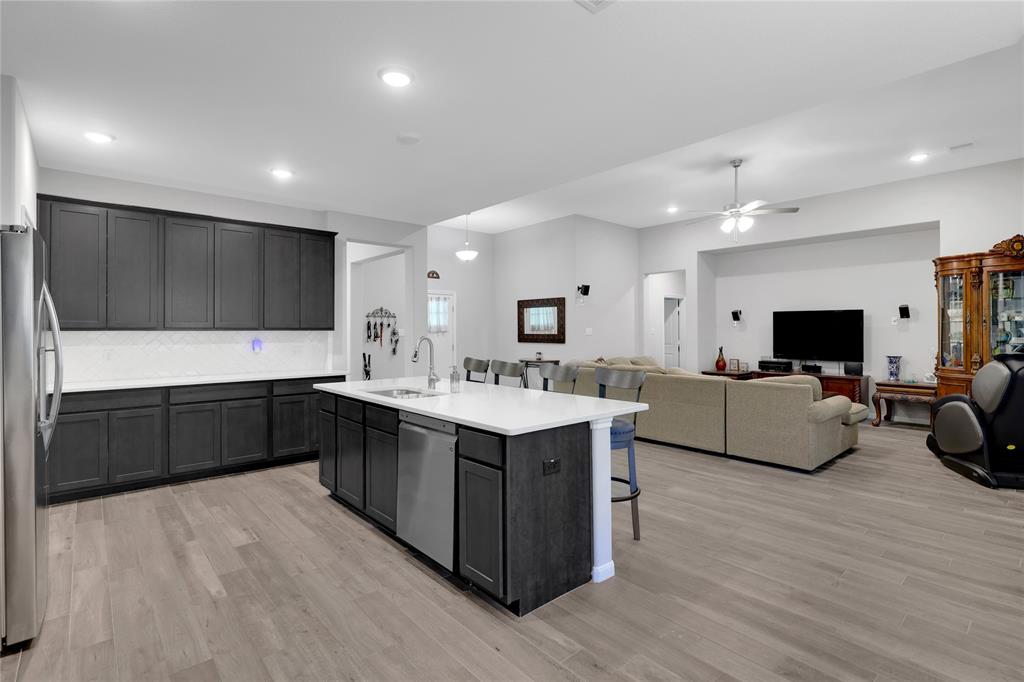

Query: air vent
[
  {"left": 949, "top": 142, "right": 975, "bottom": 153},
  {"left": 575, "top": 0, "right": 616, "bottom": 14}
]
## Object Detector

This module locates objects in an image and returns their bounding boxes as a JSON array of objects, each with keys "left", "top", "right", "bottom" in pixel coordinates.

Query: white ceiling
[
  {"left": 445, "top": 41, "right": 1024, "bottom": 233},
  {"left": 3, "top": 1, "right": 1022, "bottom": 229}
]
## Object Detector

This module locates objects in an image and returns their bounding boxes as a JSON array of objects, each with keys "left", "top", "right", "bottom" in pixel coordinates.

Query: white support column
[{"left": 589, "top": 417, "right": 614, "bottom": 582}]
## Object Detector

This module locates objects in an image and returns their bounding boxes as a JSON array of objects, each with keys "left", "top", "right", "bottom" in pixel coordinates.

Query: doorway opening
[
  {"left": 642, "top": 270, "right": 686, "bottom": 369},
  {"left": 664, "top": 297, "right": 682, "bottom": 368},
  {"left": 347, "top": 241, "right": 410, "bottom": 380}
]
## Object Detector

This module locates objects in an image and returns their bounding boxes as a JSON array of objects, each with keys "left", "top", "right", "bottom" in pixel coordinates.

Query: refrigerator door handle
[{"left": 38, "top": 282, "right": 63, "bottom": 449}]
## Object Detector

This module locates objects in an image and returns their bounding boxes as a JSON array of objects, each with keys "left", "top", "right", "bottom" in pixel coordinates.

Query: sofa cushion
[
  {"left": 666, "top": 367, "right": 697, "bottom": 376},
  {"left": 630, "top": 356, "right": 660, "bottom": 367},
  {"left": 606, "top": 356, "right": 633, "bottom": 366},
  {"left": 756, "top": 375, "right": 822, "bottom": 401},
  {"left": 843, "top": 403, "right": 869, "bottom": 425}
]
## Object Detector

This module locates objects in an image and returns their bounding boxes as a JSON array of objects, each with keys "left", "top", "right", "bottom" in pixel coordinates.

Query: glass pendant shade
[
  {"left": 737, "top": 216, "right": 754, "bottom": 232},
  {"left": 455, "top": 213, "right": 479, "bottom": 261},
  {"left": 720, "top": 216, "right": 737, "bottom": 233}
]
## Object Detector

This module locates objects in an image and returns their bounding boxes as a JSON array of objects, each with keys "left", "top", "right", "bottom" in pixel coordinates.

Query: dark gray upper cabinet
[
  {"left": 50, "top": 411, "right": 109, "bottom": 492},
  {"left": 222, "top": 398, "right": 269, "bottom": 465},
  {"left": 107, "top": 210, "right": 162, "bottom": 329},
  {"left": 165, "top": 217, "right": 215, "bottom": 328},
  {"left": 263, "top": 229, "right": 301, "bottom": 329},
  {"left": 108, "top": 407, "right": 165, "bottom": 483},
  {"left": 49, "top": 202, "right": 107, "bottom": 329},
  {"left": 215, "top": 223, "right": 262, "bottom": 329},
  {"left": 300, "top": 233, "right": 334, "bottom": 329},
  {"left": 365, "top": 426, "right": 398, "bottom": 531}
]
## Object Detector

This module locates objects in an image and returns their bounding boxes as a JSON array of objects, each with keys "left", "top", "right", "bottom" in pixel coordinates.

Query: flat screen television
[{"left": 773, "top": 309, "right": 864, "bottom": 362}]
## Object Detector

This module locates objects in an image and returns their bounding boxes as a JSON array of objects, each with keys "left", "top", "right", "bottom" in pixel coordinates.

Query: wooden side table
[
  {"left": 701, "top": 370, "right": 754, "bottom": 380},
  {"left": 871, "top": 381, "right": 938, "bottom": 426}
]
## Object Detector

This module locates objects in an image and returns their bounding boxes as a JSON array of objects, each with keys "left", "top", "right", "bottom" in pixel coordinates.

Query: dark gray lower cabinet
[
  {"left": 273, "top": 395, "right": 312, "bottom": 457},
  {"left": 168, "top": 402, "right": 221, "bottom": 474},
  {"left": 222, "top": 399, "right": 268, "bottom": 465},
  {"left": 458, "top": 458, "right": 504, "bottom": 598},
  {"left": 318, "top": 410, "right": 337, "bottom": 490},
  {"left": 364, "top": 427, "right": 397, "bottom": 530},
  {"left": 108, "top": 407, "right": 165, "bottom": 483},
  {"left": 50, "top": 411, "right": 108, "bottom": 493},
  {"left": 336, "top": 416, "right": 365, "bottom": 508}
]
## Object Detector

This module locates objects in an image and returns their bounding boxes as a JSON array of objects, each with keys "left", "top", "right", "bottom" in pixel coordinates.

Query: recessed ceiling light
[
  {"left": 666, "top": 206, "right": 679, "bottom": 214},
  {"left": 84, "top": 131, "right": 114, "bottom": 144},
  {"left": 396, "top": 132, "right": 422, "bottom": 146},
  {"left": 908, "top": 152, "right": 929, "bottom": 163},
  {"left": 270, "top": 168, "right": 294, "bottom": 180},
  {"left": 378, "top": 67, "right": 414, "bottom": 88}
]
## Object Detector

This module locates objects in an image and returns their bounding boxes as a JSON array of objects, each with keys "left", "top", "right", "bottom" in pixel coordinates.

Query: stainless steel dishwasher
[{"left": 397, "top": 411, "right": 458, "bottom": 571}]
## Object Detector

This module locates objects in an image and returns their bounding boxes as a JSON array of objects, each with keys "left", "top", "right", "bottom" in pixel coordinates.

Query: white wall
[
  {"left": 491, "top": 215, "right": 641, "bottom": 383},
  {"left": 427, "top": 225, "right": 495, "bottom": 364},
  {"left": 642, "top": 270, "right": 686, "bottom": 363},
  {"left": 348, "top": 248, "right": 407, "bottom": 380},
  {"left": 0, "top": 75, "right": 38, "bottom": 226},
  {"left": 641, "top": 159, "right": 1024, "bottom": 373}
]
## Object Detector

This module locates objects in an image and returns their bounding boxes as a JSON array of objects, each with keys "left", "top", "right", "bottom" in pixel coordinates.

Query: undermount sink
[{"left": 366, "top": 388, "right": 437, "bottom": 399}]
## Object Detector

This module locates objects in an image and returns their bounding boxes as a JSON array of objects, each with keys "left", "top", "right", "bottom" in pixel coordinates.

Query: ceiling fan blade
[
  {"left": 739, "top": 199, "right": 766, "bottom": 213},
  {"left": 745, "top": 207, "right": 800, "bottom": 215},
  {"left": 684, "top": 210, "right": 727, "bottom": 215}
]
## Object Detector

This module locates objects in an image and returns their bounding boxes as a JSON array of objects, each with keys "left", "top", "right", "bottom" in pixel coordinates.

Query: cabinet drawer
[
  {"left": 318, "top": 394, "right": 336, "bottom": 414},
  {"left": 459, "top": 428, "right": 503, "bottom": 468},
  {"left": 169, "top": 382, "right": 267, "bottom": 404},
  {"left": 365, "top": 405, "right": 398, "bottom": 435},
  {"left": 336, "top": 396, "right": 363, "bottom": 423},
  {"left": 60, "top": 389, "right": 163, "bottom": 414}
]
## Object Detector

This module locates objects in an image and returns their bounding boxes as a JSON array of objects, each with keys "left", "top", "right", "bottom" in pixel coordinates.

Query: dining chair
[
  {"left": 594, "top": 366, "right": 646, "bottom": 541},
  {"left": 489, "top": 359, "right": 527, "bottom": 387},
  {"left": 463, "top": 357, "right": 490, "bottom": 383},
  {"left": 538, "top": 363, "right": 579, "bottom": 393}
]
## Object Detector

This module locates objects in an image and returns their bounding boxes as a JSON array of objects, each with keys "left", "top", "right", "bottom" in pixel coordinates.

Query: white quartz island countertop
[{"left": 314, "top": 376, "right": 648, "bottom": 436}]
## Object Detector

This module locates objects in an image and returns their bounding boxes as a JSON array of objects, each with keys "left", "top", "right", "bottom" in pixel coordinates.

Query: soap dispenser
[{"left": 449, "top": 365, "right": 460, "bottom": 393}]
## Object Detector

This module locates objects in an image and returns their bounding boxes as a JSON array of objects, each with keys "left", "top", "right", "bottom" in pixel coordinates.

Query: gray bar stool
[
  {"left": 489, "top": 359, "right": 526, "bottom": 387},
  {"left": 463, "top": 357, "right": 490, "bottom": 383},
  {"left": 595, "top": 366, "right": 645, "bottom": 541},
  {"left": 538, "top": 363, "right": 579, "bottom": 393}
]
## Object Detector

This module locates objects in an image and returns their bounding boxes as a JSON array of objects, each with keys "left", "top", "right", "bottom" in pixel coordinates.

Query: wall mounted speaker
[
  {"left": 844, "top": 361, "right": 863, "bottom": 376},
  {"left": 730, "top": 310, "right": 742, "bottom": 327},
  {"left": 577, "top": 284, "right": 591, "bottom": 296},
  {"left": 899, "top": 304, "right": 911, "bottom": 319}
]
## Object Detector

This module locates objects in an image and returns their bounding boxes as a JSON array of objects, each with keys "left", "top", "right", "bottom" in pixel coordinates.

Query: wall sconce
[{"left": 731, "top": 310, "right": 742, "bottom": 327}]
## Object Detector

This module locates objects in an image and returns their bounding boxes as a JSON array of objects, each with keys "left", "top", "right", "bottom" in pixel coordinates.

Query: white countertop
[
  {"left": 59, "top": 369, "right": 347, "bottom": 394},
  {"left": 314, "top": 376, "right": 648, "bottom": 436}
]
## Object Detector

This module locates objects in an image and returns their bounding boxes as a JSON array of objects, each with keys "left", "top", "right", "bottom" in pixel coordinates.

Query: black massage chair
[{"left": 927, "top": 353, "right": 1024, "bottom": 488}]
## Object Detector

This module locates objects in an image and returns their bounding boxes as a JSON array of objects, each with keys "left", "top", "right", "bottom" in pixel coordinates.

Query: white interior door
[
  {"left": 427, "top": 291, "right": 456, "bottom": 376},
  {"left": 664, "top": 298, "right": 681, "bottom": 368}
]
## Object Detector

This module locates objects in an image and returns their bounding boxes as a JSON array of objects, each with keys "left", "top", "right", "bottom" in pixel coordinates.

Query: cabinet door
[
  {"left": 365, "top": 427, "right": 398, "bottom": 531},
  {"left": 300, "top": 233, "right": 334, "bottom": 329},
  {"left": 458, "top": 458, "right": 504, "bottom": 598},
  {"left": 336, "top": 416, "right": 365, "bottom": 508},
  {"left": 165, "top": 218, "right": 215, "bottom": 328},
  {"left": 309, "top": 397, "right": 321, "bottom": 451},
  {"left": 263, "top": 229, "right": 301, "bottom": 329},
  {"left": 108, "top": 407, "right": 165, "bottom": 483},
  {"left": 272, "top": 395, "right": 311, "bottom": 457},
  {"left": 318, "top": 410, "right": 337, "bottom": 490},
  {"left": 168, "top": 402, "right": 221, "bottom": 474},
  {"left": 222, "top": 398, "right": 269, "bottom": 465},
  {"left": 50, "top": 411, "right": 109, "bottom": 492},
  {"left": 49, "top": 202, "right": 107, "bottom": 329},
  {"left": 215, "top": 223, "right": 262, "bottom": 329},
  {"left": 107, "top": 209, "right": 162, "bottom": 329}
]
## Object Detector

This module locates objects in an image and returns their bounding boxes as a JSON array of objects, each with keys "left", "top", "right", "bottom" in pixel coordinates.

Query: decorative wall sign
[{"left": 427, "top": 270, "right": 440, "bottom": 279}]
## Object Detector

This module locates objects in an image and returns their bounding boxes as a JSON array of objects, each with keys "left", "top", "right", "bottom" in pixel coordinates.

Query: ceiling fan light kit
[
  {"left": 455, "top": 212, "right": 479, "bottom": 262},
  {"left": 690, "top": 159, "right": 800, "bottom": 241}
]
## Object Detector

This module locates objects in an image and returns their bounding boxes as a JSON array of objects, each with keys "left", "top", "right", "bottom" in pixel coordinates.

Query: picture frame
[
  {"left": 517, "top": 297, "right": 566, "bottom": 344},
  {"left": 739, "top": 362, "right": 749, "bottom": 372},
  {"left": 729, "top": 359, "right": 740, "bottom": 371}
]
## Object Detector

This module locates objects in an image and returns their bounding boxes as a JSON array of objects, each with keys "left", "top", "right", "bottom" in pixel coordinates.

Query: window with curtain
[
  {"left": 525, "top": 305, "right": 557, "bottom": 334},
  {"left": 427, "top": 294, "right": 450, "bottom": 333}
]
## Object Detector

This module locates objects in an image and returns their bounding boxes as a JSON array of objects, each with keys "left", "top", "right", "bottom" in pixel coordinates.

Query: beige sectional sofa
[{"left": 560, "top": 357, "right": 866, "bottom": 471}]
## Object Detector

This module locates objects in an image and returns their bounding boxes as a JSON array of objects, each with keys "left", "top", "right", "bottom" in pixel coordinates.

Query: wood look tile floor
[{"left": 4, "top": 424, "right": 1023, "bottom": 682}]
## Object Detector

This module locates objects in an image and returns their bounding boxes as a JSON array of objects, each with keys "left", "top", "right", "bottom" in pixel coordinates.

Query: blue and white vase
[{"left": 886, "top": 355, "right": 902, "bottom": 382}]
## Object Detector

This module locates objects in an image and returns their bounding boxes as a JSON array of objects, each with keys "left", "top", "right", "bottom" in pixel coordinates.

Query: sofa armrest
[{"left": 807, "top": 395, "right": 852, "bottom": 423}]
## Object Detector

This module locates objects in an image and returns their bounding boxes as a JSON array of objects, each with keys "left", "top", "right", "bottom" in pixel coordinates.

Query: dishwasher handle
[{"left": 399, "top": 410, "right": 457, "bottom": 435}]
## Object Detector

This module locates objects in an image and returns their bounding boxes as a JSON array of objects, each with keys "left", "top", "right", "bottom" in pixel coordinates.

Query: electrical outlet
[
  {"left": 542, "top": 458, "right": 561, "bottom": 475},
  {"left": 585, "top": 327, "right": 593, "bottom": 336},
  {"left": 890, "top": 317, "right": 898, "bottom": 326}
]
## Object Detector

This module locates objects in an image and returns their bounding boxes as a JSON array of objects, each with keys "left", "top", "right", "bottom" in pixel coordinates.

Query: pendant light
[{"left": 455, "top": 213, "right": 479, "bottom": 262}]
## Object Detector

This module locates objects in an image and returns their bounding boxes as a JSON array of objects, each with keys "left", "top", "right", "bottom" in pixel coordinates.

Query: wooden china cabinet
[{"left": 934, "top": 234, "right": 1024, "bottom": 397}]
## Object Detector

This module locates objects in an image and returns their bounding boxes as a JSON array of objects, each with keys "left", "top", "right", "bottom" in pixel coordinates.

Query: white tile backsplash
[{"left": 60, "top": 330, "right": 332, "bottom": 383}]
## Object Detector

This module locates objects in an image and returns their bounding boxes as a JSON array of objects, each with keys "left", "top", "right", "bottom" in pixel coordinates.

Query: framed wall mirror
[{"left": 517, "top": 297, "right": 566, "bottom": 343}]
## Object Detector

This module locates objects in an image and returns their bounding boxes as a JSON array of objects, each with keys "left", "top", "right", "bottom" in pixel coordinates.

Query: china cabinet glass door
[
  {"left": 988, "top": 268, "right": 1024, "bottom": 359},
  {"left": 939, "top": 274, "right": 966, "bottom": 369}
]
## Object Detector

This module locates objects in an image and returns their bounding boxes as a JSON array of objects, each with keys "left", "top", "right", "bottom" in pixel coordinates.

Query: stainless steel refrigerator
[{"left": 1, "top": 224, "right": 63, "bottom": 647}]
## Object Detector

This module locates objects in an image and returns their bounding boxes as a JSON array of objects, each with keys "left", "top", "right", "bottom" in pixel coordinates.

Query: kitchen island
[{"left": 314, "top": 376, "right": 647, "bottom": 615}]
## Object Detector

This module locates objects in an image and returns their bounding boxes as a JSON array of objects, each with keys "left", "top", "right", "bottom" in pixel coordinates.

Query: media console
[{"left": 750, "top": 370, "right": 869, "bottom": 404}]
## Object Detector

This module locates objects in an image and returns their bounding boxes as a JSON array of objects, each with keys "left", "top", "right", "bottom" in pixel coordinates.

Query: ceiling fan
[{"left": 685, "top": 159, "right": 799, "bottom": 240}]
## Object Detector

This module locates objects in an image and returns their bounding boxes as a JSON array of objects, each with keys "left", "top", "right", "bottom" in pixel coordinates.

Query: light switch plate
[{"left": 585, "top": 327, "right": 593, "bottom": 336}]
